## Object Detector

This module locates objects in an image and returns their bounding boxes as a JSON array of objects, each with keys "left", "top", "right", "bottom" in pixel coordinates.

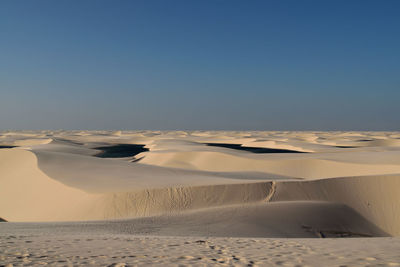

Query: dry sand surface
[{"left": 1, "top": 130, "right": 400, "bottom": 266}]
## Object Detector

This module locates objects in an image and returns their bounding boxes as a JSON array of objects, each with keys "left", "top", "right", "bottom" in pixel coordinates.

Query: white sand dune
[
  {"left": 0, "top": 148, "right": 275, "bottom": 221},
  {"left": 1, "top": 131, "right": 400, "bottom": 265},
  {"left": 97, "top": 182, "right": 274, "bottom": 219},
  {"left": 87, "top": 201, "right": 389, "bottom": 238},
  {"left": 0, "top": 201, "right": 387, "bottom": 238},
  {"left": 0, "top": 149, "right": 101, "bottom": 222},
  {"left": 138, "top": 150, "right": 400, "bottom": 179},
  {"left": 272, "top": 175, "right": 400, "bottom": 236},
  {"left": 31, "top": 149, "right": 270, "bottom": 193}
]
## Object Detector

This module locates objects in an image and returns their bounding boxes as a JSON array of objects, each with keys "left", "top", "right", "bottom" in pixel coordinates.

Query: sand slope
[
  {"left": 92, "top": 201, "right": 387, "bottom": 238},
  {"left": 1, "top": 130, "right": 400, "bottom": 239},
  {"left": 272, "top": 175, "right": 400, "bottom": 236},
  {"left": 0, "top": 149, "right": 101, "bottom": 221}
]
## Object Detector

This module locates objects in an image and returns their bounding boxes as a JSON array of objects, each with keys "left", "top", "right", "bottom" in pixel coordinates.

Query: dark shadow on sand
[
  {"left": 205, "top": 143, "right": 306, "bottom": 153},
  {"left": 0, "top": 146, "right": 16, "bottom": 149},
  {"left": 94, "top": 144, "right": 149, "bottom": 158}
]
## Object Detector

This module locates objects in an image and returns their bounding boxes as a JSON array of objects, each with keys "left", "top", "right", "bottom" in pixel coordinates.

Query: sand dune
[
  {"left": 31, "top": 149, "right": 269, "bottom": 193},
  {"left": 0, "top": 149, "right": 101, "bottom": 222},
  {"left": 2, "top": 131, "right": 400, "bottom": 266},
  {"left": 0, "top": 148, "right": 275, "bottom": 222},
  {"left": 98, "top": 182, "right": 274, "bottom": 219},
  {"left": 139, "top": 150, "right": 400, "bottom": 179},
  {"left": 0, "top": 201, "right": 387, "bottom": 238},
  {"left": 98, "top": 201, "right": 387, "bottom": 238},
  {"left": 1, "top": 131, "right": 400, "bottom": 235},
  {"left": 272, "top": 175, "right": 400, "bottom": 236}
]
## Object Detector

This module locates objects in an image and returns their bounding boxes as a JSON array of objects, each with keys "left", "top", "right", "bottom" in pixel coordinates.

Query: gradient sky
[{"left": 1, "top": 0, "right": 399, "bottom": 131}]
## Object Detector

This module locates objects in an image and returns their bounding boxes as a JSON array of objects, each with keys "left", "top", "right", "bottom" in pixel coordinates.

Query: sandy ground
[
  {"left": 1, "top": 233, "right": 400, "bottom": 267},
  {"left": 1, "top": 130, "right": 400, "bottom": 266}
]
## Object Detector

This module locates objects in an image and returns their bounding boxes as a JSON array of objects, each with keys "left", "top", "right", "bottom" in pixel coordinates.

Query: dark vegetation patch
[
  {"left": 205, "top": 143, "right": 306, "bottom": 153},
  {"left": 335, "top": 146, "right": 358, "bottom": 148},
  {"left": 357, "top": 139, "right": 373, "bottom": 142},
  {"left": 94, "top": 144, "right": 149, "bottom": 158},
  {"left": 0, "top": 145, "right": 16, "bottom": 149}
]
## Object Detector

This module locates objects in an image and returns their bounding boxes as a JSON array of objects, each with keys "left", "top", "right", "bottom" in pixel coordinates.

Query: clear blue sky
[{"left": 1, "top": 0, "right": 399, "bottom": 130}]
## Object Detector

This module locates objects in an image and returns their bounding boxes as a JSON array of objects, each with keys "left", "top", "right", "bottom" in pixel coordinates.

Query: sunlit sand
[{"left": 1, "top": 130, "right": 400, "bottom": 266}]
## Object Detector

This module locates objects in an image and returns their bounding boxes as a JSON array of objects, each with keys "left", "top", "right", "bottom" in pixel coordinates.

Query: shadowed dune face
[
  {"left": 1, "top": 131, "right": 400, "bottom": 238},
  {"left": 271, "top": 175, "right": 400, "bottom": 236},
  {"left": 107, "top": 201, "right": 387, "bottom": 238},
  {"left": 98, "top": 182, "right": 275, "bottom": 218},
  {"left": 1, "top": 201, "right": 386, "bottom": 238}
]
